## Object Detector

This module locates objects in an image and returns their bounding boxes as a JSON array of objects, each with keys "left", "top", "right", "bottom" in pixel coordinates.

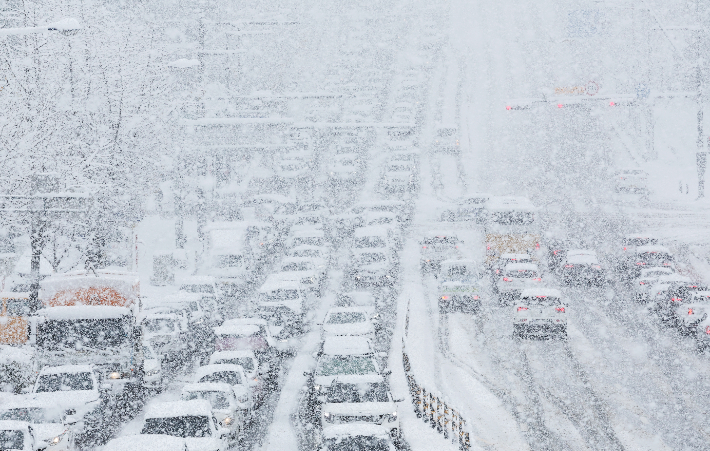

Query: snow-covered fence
[{"left": 402, "top": 345, "right": 471, "bottom": 450}]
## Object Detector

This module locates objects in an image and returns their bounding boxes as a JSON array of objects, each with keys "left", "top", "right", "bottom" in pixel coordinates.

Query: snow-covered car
[
  {"left": 320, "top": 424, "right": 397, "bottom": 451},
  {"left": 420, "top": 232, "right": 462, "bottom": 272},
  {"left": 277, "top": 257, "right": 326, "bottom": 295},
  {"left": 628, "top": 245, "right": 674, "bottom": 278},
  {"left": 102, "top": 434, "right": 187, "bottom": 451},
  {"left": 336, "top": 291, "right": 377, "bottom": 308},
  {"left": 672, "top": 291, "right": 710, "bottom": 334},
  {"left": 181, "top": 383, "right": 243, "bottom": 439},
  {"left": 432, "top": 125, "right": 460, "bottom": 153},
  {"left": 440, "top": 194, "right": 490, "bottom": 222},
  {"left": 513, "top": 288, "right": 567, "bottom": 339},
  {"left": 490, "top": 253, "right": 532, "bottom": 276},
  {"left": 438, "top": 259, "right": 478, "bottom": 281},
  {"left": 353, "top": 226, "right": 392, "bottom": 253},
  {"left": 614, "top": 168, "right": 648, "bottom": 194},
  {"left": 0, "top": 397, "right": 73, "bottom": 451},
  {"left": 438, "top": 280, "right": 482, "bottom": 313},
  {"left": 214, "top": 318, "right": 279, "bottom": 359},
  {"left": 140, "top": 400, "right": 229, "bottom": 451},
  {"left": 633, "top": 267, "right": 675, "bottom": 302},
  {"left": 327, "top": 154, "right": 363, "bottom": 186},
  {"left": 380, "top": 162, "right": 417, "bottom": 193},
  {"left": 0, "top": 421, "right": 37, "bottom": 451},
  {"left": 347, "top": 249, "right": 396, "bottom": 287},
  {"left": 321, "top": 381, "right": 400, "bottom": 439},
  {"left": 311, "top": 336, "right": 383, "bottom": 402},
  {"left": 560, "top": 250, "right": 605, "bottom": 286},
  {"left": 193, "top": 365, "right": 253, "bottom": 412},
  {"left": 256, "top": 274, "right": 307, "bottom": 327},
  {"left": 362, "top": 212, "right": 403, "bottom": 249},
  {"left": 694, "top": 315, "right": 710, "bottom": 350},
  {"left": 141, "top": 312, "right": 185, "bottom": 357},
  {"left": 322, "top": 307, "right": 377, "bottom": 342},
  {"left": 287, "top": 244, "right": 330, "bottom": 268},
  {"left": 141, "top": 341, "right": 163, "bottom": 391},
  {"left": 30, "top": 365, "right": 101, "bottom": 433},
  {"left": 209, "top": 350, "right": 266, "bottom": 405},
  {"left": 649, "top": 275, "right": 705, "bottom": 321},
  {"left": 495, "top": 263, "right": 542, "bottom": 304},
  {"left": 286, "top": 228, "right": 328, "bottom": 249},
  {"left": 276, "top": 158, "right": 310, "bottom": 180}
]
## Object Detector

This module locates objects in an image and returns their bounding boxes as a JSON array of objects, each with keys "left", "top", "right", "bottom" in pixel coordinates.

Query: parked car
[
  {"left": 181, "top": 383, "right": 243, "bottom": 440},
  {"left": 140, "top": 400, "right": 229, "bottom": 451},
  {"left": 322, "top": 307, "right": 378, "bottom": 342}
]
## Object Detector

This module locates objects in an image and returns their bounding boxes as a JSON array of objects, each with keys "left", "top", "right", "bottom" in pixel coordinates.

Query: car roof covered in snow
[
  {"left": 484, "top": 196, "right": 536, "bottom": 212},
  {"left": 179, "top": 276, "right": 216, "bottom": 285},
  {"left": 37, "top": 306, "right": 132, "bottom": 321},
  {"left": 221, "top": 317, "right": 267, "bottom": 327},
  {"left": 323, "top": 336, "right": 372, "bottom": 356},
  {"left": 259, "top": 273, "right": 303, "bottom": 292},
  {"left": 504, "top": 263, "right": 539, "bottom": 272},
  {"left": 214, "top": 324, "right": 262, "bottom": 337},
  {"left": 566, "top": 253, "right": 599, "bottom": 264},
  {"left": 325, "top": 306, "right": 374, "bottom": 317},
  {"left": 208, "top": 228, "right": 247, "bottom": 254},
  {"left": 0, "top": 420, "right": 31, "bottom": 431},
  {"left": 102, "top": 434, "right": 186, "bottom": 451},
  {"left": 290, "top": 228, "right": 325, "bottom": 238},
  {"left": 209, "top": 350, "right": 256, "bottom": 363},
  {"left": 500, "top": 253, "right": 530, "bottom": 260},
  {"left": 144, "top": 400, "right": 212, "bottom": 419},
  {"left": 639, "top": 267, "right": 674, "bottom": 277},
  {"left": 194, "top": 364, "right": 245, "bottom": 381},
  {"left": 521, "top": 288, "right": 563, "bottom": 298},
  {"left": 354, "top": 226, "right": 389, "bottom": 237}
]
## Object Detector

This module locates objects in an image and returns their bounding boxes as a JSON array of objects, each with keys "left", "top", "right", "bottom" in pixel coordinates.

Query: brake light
[
  {"left": 555, "top": 307, "right": 565, "bottom": 313},
  {"left": 553, "top": 250, "right": 558, "bottom": 255},
  {"left": 636, "top": 262, "right": 645, "bottom": 265},
  {"left": 688, "top": 308, "right": 694, "bottom": 315},
  {"left": 671, "top": 297, "right": 683, "bottom": 302},
  {"left": 422, "top": 245, "right": 427, "bottom": 249},
  {"left": 623, "top": 247, "right": 627, "bottom": 251},
  {"left": 565, "top": 265, "right": 574, "bottom": 268},
  {"left": 503, "top": 277, "right": 511, "bottom": 282},
  {"left": 495, "top": 269, "right": 500, "bottom": 274},
  {"left": 473, "top": 295, "right": 479, "bottom": 300},
  {"left": 517, "top": 307, "right": 528, "bottom": 311},
  {"left": 441, "top": 296, "right": 449, "bottom": 300},
  {"left": 536, "top": 243, "right": 540, "bottom": 249},
  {"left": 706, "top": 326, "right": 710, "bottom": 335},
  {"left": 533, "top": 278, "right": 541, "bottom": 282},
  {"left": 639, "top": 281, "right": 645, "bottom": 285},
  {"left": 486, "top": 245, "right": 491, "bottom": 250}
]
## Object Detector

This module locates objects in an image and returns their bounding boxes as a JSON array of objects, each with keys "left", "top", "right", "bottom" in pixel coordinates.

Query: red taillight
[
  {"left": 555, "top": 307, "right": 565, "bottom": 313},
  {"left": 536, "top": 243, "right": 540, "bottom": 249},
  {"left": 565, "top": 264, "right": 574, "bottom": 268},
  {"left": 503, "top": 277, "right": 511, "bottom": 282},
  {"left": 495, "top": 269, "right": 500, "bottom": 274},
  {"left": 609, "top": 101, "right": 615, "bottom": 106},
  {"left": 441, "top": 296, "right": 449, "bottom": 300},
  {"left": 671, "top": 297, "right": 683, "bottom": 302},
  {"left": 636, "top": 262, "right": 645, "bottom": 265},
  {"left": 663, "top": 262, "right": 670, "bottom": 266},
  {"left": 473, "top": 295, "right": 479, "bottom": 300},
  {"left": 533, "top": 278, "right": 541, "bottom": 282},
  {"left": 553, "top": 250, "right": 558, "bottom": 255},
  {"left": 422, "top": 245, "right": 427, "bottom": 249},
  {"left": 486, "top": 245, "right": 491, "bottom": 250},
  {"left": 623, "top": 247, "right": 627, "bottom": 251},
  {"left": 688, "top": 308, "right": 694, "bottom": 315},
  {"left": 557, "top": 103, "right": 563, "bottom": 108},
  {"left": 639, "top": 281, "right": 645, "bottom": 285},
  {"left": 706, "top": 326, "right": 710, "bottom": 335},
  {"left": 517, "top": 307, "right": 528, "bottom": 311}
]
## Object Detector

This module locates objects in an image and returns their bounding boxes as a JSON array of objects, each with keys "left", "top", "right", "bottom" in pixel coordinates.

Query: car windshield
[
  {"left": 291, "top": 249, "right": 320, "bottom": 258},
  {"left": 179, "top": 284, "right": 214, "bottom": 293},
  {"left": 0, "top": 430, "right": 24, "bottom": 450},
  {"left": 317, "top": 356, "right": 376, "bottom": 376},
  {"left": 624, "top": 238, "right": 658, "bottom": 246},
  {"left": 141, "top": 416, "right": 212, "bottom": 438},
  {"left": 183, "top": 391, "right": 231, "bottom": 410},
  {"left": 354, "top": 237, "right": 387, "bottom": 248},
  {"left": 36, "top": 318, "right": 129, "bottom": 350},
  {"left": 216, "top": 254, "right": 243, "bottom": 268},
  {"left": 326, "top": 382, "right": 389, "bottom": 403},
  {"left": 355, "top": 253, "right": 387, "bottom": 264},
  {"left": 35, "top": 371, "right": 94, "bottom": 392},
  {"left": 281, "top": 262, "right": 313, "bottom": 271},
  {"left": 293, "top": 237, "right": 324, "bottom": 246},
  {"left": 326, "top": 312, "right": 367, "bottom": 324},
  {"left": 215, "top": 357, "right": 255, "bottom": 372},
  {"left": 199, "top": 371, "right": 242, "bottom": 386},
  {"left": 143, "top": 318, "right": 176, "bottom": 334},
  {"left": 323, "top": 436, "right": 390, "bottom": 451},
  {"left": 5, "top": 299, "right": 30, "bottom": 316},
  {"left": 521, "top": 296, "right": 561, "bottom": 307},
  {"left": 490, "top": 211, "right": 535, "bottom": 225},
  {"left": 0, "top": 407, "right": 62, "bottom": 423},
  {"left": 637, "top": 252, "right": 673, "bottom": 265},
  {"left": 422, "top": 237, "right": 458, "bottom": 247}
]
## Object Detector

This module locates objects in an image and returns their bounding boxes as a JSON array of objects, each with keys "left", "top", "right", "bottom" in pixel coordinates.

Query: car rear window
[
  {"left": 505, "top": 270, "right": 538, "bottom": 278},
  {"left": 326, "top": 312, "right": 367, "bottom": 325},
  {"left": 521, "top": 296, "right": 561, "bottom": 306}
]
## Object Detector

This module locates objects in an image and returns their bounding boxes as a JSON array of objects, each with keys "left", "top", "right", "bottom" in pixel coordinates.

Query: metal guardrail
[{"left": 402, "top": 346, "right": 471, "bottom": 450}]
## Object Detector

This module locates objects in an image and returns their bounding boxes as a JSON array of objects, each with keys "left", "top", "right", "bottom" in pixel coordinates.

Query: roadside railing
[{"left": 402, "top": 344, "right": 471, "bottom": 450}]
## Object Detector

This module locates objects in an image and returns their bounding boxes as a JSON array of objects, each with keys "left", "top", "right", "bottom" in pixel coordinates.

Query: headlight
[
  {"left": 109, "top": 372, "right": 122, "bottom": 380},
  {"left": 46, "top": 431, "right": 67, "bottom": 446},
  {"left": 314, "top": 384, "right": 321, "bottom": 391},
  {"left": 222, "top": 417, "right": 233, "bottom": 426}
]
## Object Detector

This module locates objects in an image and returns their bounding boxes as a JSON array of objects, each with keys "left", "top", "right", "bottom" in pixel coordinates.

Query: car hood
[
  {"left": 323, "top": 401, "right": 396, "bottom": 416},
  {"left": 31, "top": 390, "right": 100, "bottom": 411},
  {"left": 31, "top": 423, "right": 68, "bottom": 443},
  {"left": 185, "top": 437, "right": 223, "bottom": 451}
]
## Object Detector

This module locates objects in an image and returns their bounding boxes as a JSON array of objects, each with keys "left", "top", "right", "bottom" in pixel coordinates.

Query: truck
[
  {"left": 482, "top": 196, "right": 540, "bottom": 267},
  {"left": 32, "top": 270, "right": 143, "bottom": 396}
]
